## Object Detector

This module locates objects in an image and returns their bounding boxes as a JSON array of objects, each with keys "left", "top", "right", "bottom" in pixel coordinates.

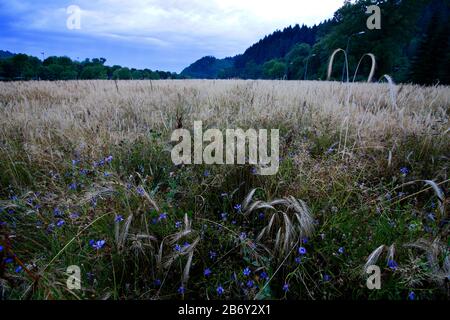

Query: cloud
[{"left": 0, "top": 0, "right": 345, "bottom": 70}]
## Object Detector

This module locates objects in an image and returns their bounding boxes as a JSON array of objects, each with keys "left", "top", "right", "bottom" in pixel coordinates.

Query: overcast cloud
[{"left": 0, "top": 0, "right": 345, "bottom": 71}]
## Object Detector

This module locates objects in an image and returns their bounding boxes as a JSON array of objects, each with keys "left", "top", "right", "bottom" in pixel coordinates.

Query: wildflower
[
  {"left": 243, "top": 267, "right": 251, "bottom": 276},
  {"left": 103, "top": 172, "right": 111, "bottom": 177},
  {"left": 250, "top": 167, "right": 257, "bottom": 175},
  {"left": 0, "top": 245, "right": 3, "bottom": 252},
  {"left": 231, "top": 220, "right": 237, "bottom": 225},
  {"left": 258, "top": 212, "right": 265, "bottom": 220},
  {"left": 174, "top": 244, "right": 181, "bottom": 252},
  {"left": 234, "top": 204, "right": 242, "bottom": 212},
  {"left": 15, "top": 266, "right": 23, "bottom": 273},
  {"left": 80, "top": 168, "right": 88, "bottom": 175},
  {"left": 153, "top": 279, "right": 161, "bottom": 286},
  {"left": 323, "top": 274, "right": 331, "bottom": 282},
  {"left": 90, "top": 240, "right": 106, "bottom": 250},
  {"left": 178, "top": 286, "right": 185, "bottom": 295},
  {"left": 217, "top": 285, "right": 224, "bottom": 295},
  {"left": 56, "top": 219, "right": 65, "bottom": 227},
  {"left": 183, "top": 242, "right": 190, "bottom": 248},
  {"left": 298, "top": 247, "right": 307, "bottom": 255},
  {"left": 408, "top": 291, "right": 415, "bottom": 300},
  {"left": 246, "top": 280, "right": 254, "bottom": 288},
  {"left": 69, "top": 212, "right": 80, "bottom": 219},
  {"left": 115, "top": 215, "right": 124, "bottom": 223},
  {"left": 282, "top": 283, "right": 289, "bottom": 292},
  {"left": 158, "top": 212, "right": 168, "bottom": 221},
  {"left": 204, "top": 268, "right": 212, "bottom": 277},
  {"left": 295, "top": 257, "right": 302, "bottom": 264},
  {"left": 72, "top": 159, "right": 80, "bottom": 166},
  {"left": 175, "top": 221, "right": 182, "bottom": 228},
  {"left": 259, "top": 271, "right": 268, "bottom": 280},
  {"left": 387, "top": 260, "right": 398, "bottom": 270},
  {"left": 400, "top": 167, "right": 409, "bottom": 176},
  {"left": 338, "top": 247, "right": 345, "bottom": 254},
  {"left": 4, "top": 257, "right": 13, "bottom": 264},
  {"left": 239, "top": 232, "right": 247, "bottom": 240},
  {"left": 203, "top": 170, "right": 210, "bottom": 177},
  {"left": 136, "top": 186, "right": 145, "bottom": 196},
  {"left": 105, "top": 155, "right": 113, "bottom": 163},
  {"left": 53, "top": 208, "right": 63, "bottom": 217},
  {"left": 221, "top": 213, "right": 228, "bottom": 221},
  {"left": 209, "top": 251, "right": 217, "bottom": 260},
  {"left": 7, "top": 209, "right": 14, "bottom": 214},
  {"left": 302, "top": 237, "right": 308, "bottom": 244}
]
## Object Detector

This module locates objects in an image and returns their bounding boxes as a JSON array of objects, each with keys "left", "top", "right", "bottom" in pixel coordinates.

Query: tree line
[{"left": 0, "top": 54, "right": 183, "bottom": 81}]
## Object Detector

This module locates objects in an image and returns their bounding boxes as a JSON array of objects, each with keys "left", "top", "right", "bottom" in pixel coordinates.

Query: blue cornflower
[
  {"left": 221, "top": 213, "right": 228, "bottom": 221},
  {"left": 53, "top": 207, "right": 63, "bottom": 217},
  {"left": 209, "top": 251, "right": 217, "bottom": 260},
  {"left": 136, "top": 187, "right": 145, "bottom": 196},
  {"left": 0, "top": 245, "right": 3, "bottom": 252},
  {"left": 153, "top": 279, "right": 161, "bottom": 286},
  {"left": 80, "top": 168, "right": 88, "bottom": 175},
  {"left": 243, "top": 267, "right": 251, "bottom": 276},
  {"left": 323, "top": 274, "right": 331, "bottom": 282},
  {"left": 103, "top": 172, "right": 111, "bottom": 177},
  {"left": 217, "top": 285, "right": 224, "bottom": 295},
  {"left": 174, "top": 244, "right": 181, "bottom": 252},
  {"left": 15, "top": 266, "right": 23, "bottom": 273},
  {"left": 250, "top": 167, "right": 257, "bottom": 175},
  {"left": 400, "top": 167, "right": 409, "bottom": 176},
  {"left": 282, "top": 283, "right": 289, "bottom": 292},
  {"left": 4, "top": 257, "right": 13, "bottom": 264},
  {"left": 246, "top": 280, "right": 254, "bottom": 288},
  {"left": 295, "top": 256, "right": 302, "bottom": 264},
  {"left": 204, "top": 268, "right": 212, "bottom": 277},
  {"left": 259, "top": 271, "right": 268, "bottom": 280},
  {"left": 178, "top": 286, "right": 185, "bottom": 295},
  {"left": 239, "top": 232, "right": 247, "bottom": 240},
  {"left": 388, "top": 260, "right": 398, "bottom": 270},
  {"left": 183, "top": 242, "right": 190, "bottom": 248},
  {"left": 56, "top": 219, "right": 65, "bottom": 227},
  {"left": 234, "top": 204, "right": 242, "bottom": 212},
  {"left": 298, "top": 246, "right": 307, "bottom": 255},
  {"left": 72, "top": 159, "right": 80, "bottom": 166},
  {"left": 408, "top": 291, "right": 415, "bottom": 300},
  {"left": 258, "top": 212, "right": 265, "bottom": 220},
  {"left": 105, "top": 155, "right": 113, "bottom": 163},
  {"left": 69, "top": 212, "right": 80, "bottom": 219},
  {"left": 69, "top": 182, "right": 77, "bottom": 191},
  {"left": 158, "top": 212, "right": 168, "bottom": 221},
  {"left": 175, "top": 221, "right": 182, "bottom": 228},
  {"left": 115, "top": 215, "right": 124, "bottom": 223},
  {"left": 338, "top": 247, "right": 345, "bottom": 254},
  {"left": 91, "top": 240, "right": 106, "bottom": 250},
  {"left": 302, "top": 237, "right": 308, "bottom": 244},
  {"left": 203, "top": 170, "right": 210, "bottom": 177}
]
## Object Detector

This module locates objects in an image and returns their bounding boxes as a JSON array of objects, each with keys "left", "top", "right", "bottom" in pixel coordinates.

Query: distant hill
[
  {"left": 0, "top": 50, "right": 15, "bottom": 59},
  {"left": 181, "top": 56, "right": 234, "bottom": 79}
]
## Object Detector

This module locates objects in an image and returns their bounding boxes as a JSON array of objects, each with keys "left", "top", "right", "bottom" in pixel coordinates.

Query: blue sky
[{"left": 0, "top": 0, "right": 345, "bottom": 72}]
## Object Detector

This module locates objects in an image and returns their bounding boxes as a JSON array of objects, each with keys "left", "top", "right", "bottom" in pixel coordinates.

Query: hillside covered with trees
[{"left": 182, "top": 0, "right": 450, "bottom": 85}]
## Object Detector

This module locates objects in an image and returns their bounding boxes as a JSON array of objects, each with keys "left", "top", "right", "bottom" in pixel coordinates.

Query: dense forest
[
  {"left": 182, "top": 0, "right": 450, "bottom": 84},
  {"left": 0, "top": 52, "right": 182, "bottom": 81}
]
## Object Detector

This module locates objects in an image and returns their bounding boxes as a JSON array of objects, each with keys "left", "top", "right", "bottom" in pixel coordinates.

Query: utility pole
[{"left": 304, "top": 53, "right": 316, "bottom": 80}]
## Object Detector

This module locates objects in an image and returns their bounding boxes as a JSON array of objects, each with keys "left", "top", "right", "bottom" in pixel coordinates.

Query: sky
[{"left": 0, "top": 0, "right": 345, "bottom": 72}]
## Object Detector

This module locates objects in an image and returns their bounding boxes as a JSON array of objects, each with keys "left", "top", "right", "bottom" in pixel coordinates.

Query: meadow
[{"left": 0, "top": 79, "right": 448, "bottom": 300}]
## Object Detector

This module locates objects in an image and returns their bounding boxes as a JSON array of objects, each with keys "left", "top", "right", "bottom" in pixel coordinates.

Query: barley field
[{"left": 0, "top": 80, "right": 449, "bottom": 300}]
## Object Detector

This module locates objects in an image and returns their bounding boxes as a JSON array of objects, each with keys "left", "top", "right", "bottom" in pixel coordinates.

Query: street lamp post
[
  {"left": 341, "top": 31, "right": 365, "bottom": 82},
  {"left": 304, "top": 53, "right": 316, "bottom": 80}
]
